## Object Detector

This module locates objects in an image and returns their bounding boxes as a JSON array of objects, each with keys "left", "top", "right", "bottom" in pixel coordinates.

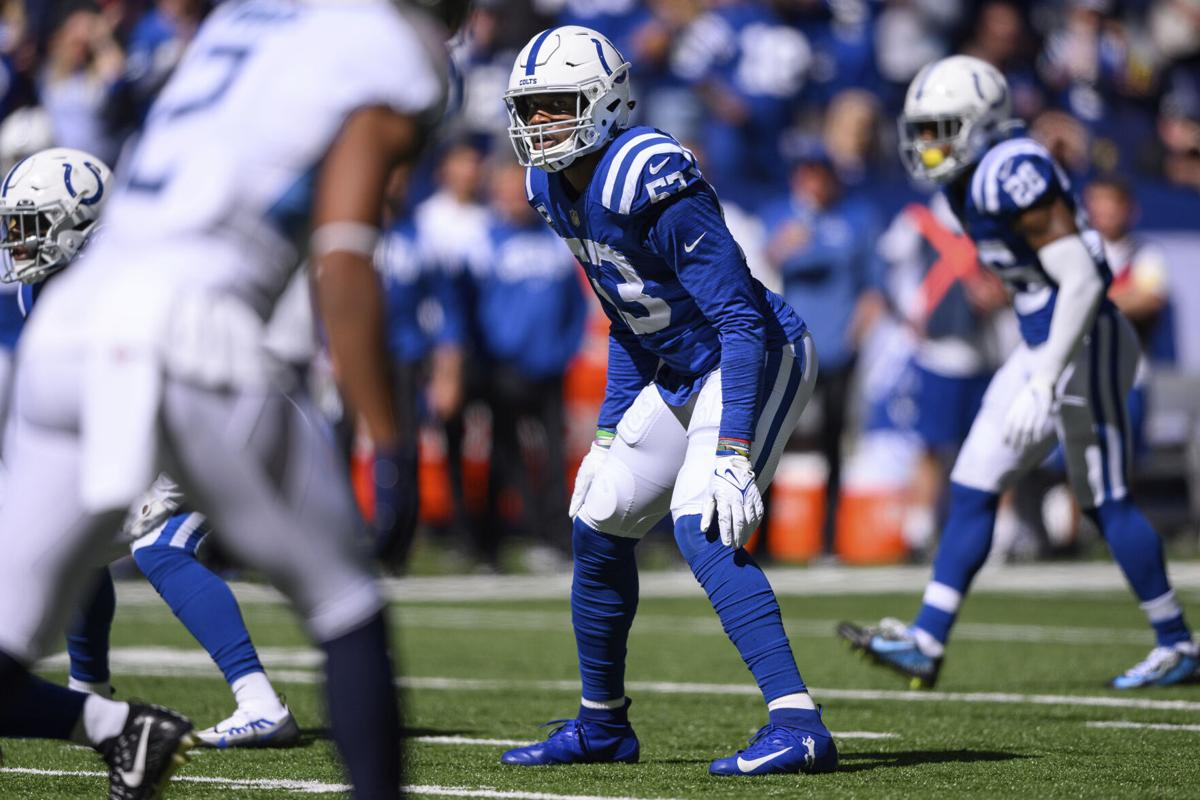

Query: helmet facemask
[
  {"left": 898, "top": 114, "right": 973, "bottom": 183},
  {"left": 505, "top": 63, "right": 630, "bottom": 173},
  {"left": 0, "top": 198, "right": 92, "bottom": 284}
]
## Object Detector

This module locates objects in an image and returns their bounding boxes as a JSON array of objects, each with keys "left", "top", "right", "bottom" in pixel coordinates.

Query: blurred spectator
[
  {"left": 414, "top": 140, "right": 492, "bottom": 561},
  {"left": 1087, "top": 176, "right": 1175, "bottom": 361},
  {"left": 39, "top": 5, "right": 123, "bottom": 163},
  {"left": 374, "top": 164, "right": 467, "bottom": 568},
  {"left": 874, "top": 0, "right": 961, "bottom": 95},
  {"left": 962, "top": 0, "right": 1045, "bottom": 121},
  {"left": 821, "top": 88, "right": 887, "bottom": 189},
  {"left": 670, "top": 0, "right": 811, "bottom": 205},
  {"left": 1158, "top": 68, "right": 1200, "bottom": 190},
  {"left": 0, "top": 103, "right": 52, "bottom": 167},
  {"left": 105, "top": 0, "right": 209, "bottom": 141},
  {"left": 470, "top": 158, "right": 587, "bottom": 569},
  {"left": 1031, "top": 108, "right": 1093, "bottom": 178},
  {"left": 877, "top": 193, "right": 1009, "bottom": 555},
  {"left": 762, "top": 142, "right": 887, "bottom": 555}
]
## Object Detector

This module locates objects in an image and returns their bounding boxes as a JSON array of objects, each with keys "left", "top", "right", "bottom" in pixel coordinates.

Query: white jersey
[{"left": 92, "top": 0, "right": 449, "bottom": 317}]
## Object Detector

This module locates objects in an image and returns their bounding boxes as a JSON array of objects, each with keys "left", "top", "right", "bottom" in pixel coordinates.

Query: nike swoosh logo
[
  {"left": 648, "top": 157, "right": 669, "bottom": 175},
  {"left": 737, "top": 745, "right": 793, "bottom": 772},
  {"left": 683, "top": 232, "right": 706, "bottom": 253},
  {"left": 118, "top": 717, "right": 152, "bottom": 788}
]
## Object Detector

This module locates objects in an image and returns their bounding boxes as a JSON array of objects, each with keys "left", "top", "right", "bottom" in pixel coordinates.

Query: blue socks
[
  {"left": 571, "top": 518, "right": 639, "bottom": 703},
  {"left": 571, "top": 515, "right": 806, "bottom": 707},
  {"left": 0, "top": 652, "right": 86, "bottom": 740},
  {"left": 914, "top": 483, "right": 1000, "bottom": 647},
  {"left": 321, "top": 611, "right": 402, "bottom": 799},
  {"left": 66, "top": 568, "right": 116, "bottom": 685},
  {"left": 1088, "top": 498, "right": 1191, "bottom": 647},
  {"left": 133, "top": 538, "right": 265, "bottom": 685},
  {"left": 673, "top": 514, "right": 806, "bottom": 702}
]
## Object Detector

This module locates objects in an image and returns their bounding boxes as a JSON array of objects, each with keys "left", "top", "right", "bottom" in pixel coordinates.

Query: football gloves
[
  {"left": 1003, "top": 374, "right": 1055, "bottom": 450},
  {"left": 701, "top": 453, "right": 763, "bottom": 549},
  {"left": 372, "top": 441, "right": 419, "bottom": 566},
  {"left": 569, "top": 428, "right": 615, "bottom": 520}
]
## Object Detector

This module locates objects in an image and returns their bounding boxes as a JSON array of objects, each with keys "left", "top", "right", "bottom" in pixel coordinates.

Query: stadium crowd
[{"left": 3, "top": 0, "right": 1199, "bottom": 570}]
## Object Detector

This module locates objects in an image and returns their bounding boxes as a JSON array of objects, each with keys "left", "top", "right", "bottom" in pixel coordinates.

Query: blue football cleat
[
  {"left": 709, "top": 709, "right": 837, "bottom": 776},
  {"left": 1109, "top": 643, "right": 1200, "bottom": 689},
  {"left": 501, "top": 705, "right": 639, "bottom": 766},
  {"left": 838, "top": 618, "right": 943, "bottom": 689}
]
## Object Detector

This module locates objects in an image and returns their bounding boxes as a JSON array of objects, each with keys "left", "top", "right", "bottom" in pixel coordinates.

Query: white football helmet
[
  {"left": 0, "top": 147, "right": 111, "bottom": 284},
  {"left": 504, "top": 26, "right": 634, "bottom": 173},
  {"left": 899, "top": 55, "right": 1016, "bottom": 183}
]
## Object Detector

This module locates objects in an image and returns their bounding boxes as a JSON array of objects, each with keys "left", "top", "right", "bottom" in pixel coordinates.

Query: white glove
[
  {"left": 569, "top": 434, "right": 613, "bottom": 519},
  {"left": 700, "top": 454, "right": 764, "bottom": 549},
  {"left": 1003, "top": 374, "right": 1055, "bottom": 450}
]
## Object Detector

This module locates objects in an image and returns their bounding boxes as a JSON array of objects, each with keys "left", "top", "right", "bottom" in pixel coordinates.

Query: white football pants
[
  {"left": 579, "top": 333, "right": 818, "bottom": 538},
  {"left": 0, "top": 325, "right": 381, "bottom": 666},
  {"left": 951, "top": 306, "right": 1139, "bottom": 510}
]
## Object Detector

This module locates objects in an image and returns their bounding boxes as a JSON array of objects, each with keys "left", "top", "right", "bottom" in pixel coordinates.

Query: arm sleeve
[
  {"left": 597, "top": 320, "right": 659, "bottom": 429},
  {"left": 646, "top": 185, "right": 765, "bottom": 441},
  {"left": 1034, "top": 235, "right": 1106, "bottom": 385}
]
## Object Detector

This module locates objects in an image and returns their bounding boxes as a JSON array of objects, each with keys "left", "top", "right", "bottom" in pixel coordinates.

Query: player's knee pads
[
  {"left": 671, "top": 513, "right": 714, "bottom": 566},
  {"left": 577, "top": 457, "right": 645, "bottom": 538},
  {"left": 572, "top": 516, "right": 638, "bottom": 567}
]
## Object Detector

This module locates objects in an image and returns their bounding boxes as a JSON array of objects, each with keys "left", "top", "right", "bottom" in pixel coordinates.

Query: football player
[
  {"left": 497, "top": 27, "right": 837, "bottom": 777},
  {"left": 0, "top": 1, "right": 464, "bottom": 798},
  {"left": 838, "top": 55, "right": 1197, "bottom": 690},
  {"left": 0, "top": 146, "right": 298, "bottom": 749}
]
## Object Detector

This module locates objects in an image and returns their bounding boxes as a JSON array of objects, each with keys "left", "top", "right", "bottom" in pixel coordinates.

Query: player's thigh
[
  {"left": 950, "top": 346, "right": 1057, "bottom": 494},
  {"left": 578, "top": 383, "right": 689, "bottom": 539},
  {"left": 161, "top": 381, "right": 380, "bottom": 642},
  {"left": 0, "top": 418, "right": 123, "bottom": 663},
  {"left": 672, "top": 335, "right": 817, "bottom": 515},
  {"left": 1058, "top": 309, "right": 1139, "bottom": 510}
]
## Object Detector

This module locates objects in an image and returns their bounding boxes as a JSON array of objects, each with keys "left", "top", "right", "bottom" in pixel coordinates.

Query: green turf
[{"left": 4, "top": 582, "right": 1200, "bottom": 798}]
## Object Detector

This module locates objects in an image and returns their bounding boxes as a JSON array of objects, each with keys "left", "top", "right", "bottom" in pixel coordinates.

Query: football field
[{"left": 5, "top": 563, "right": 1200, "bottom": 799}]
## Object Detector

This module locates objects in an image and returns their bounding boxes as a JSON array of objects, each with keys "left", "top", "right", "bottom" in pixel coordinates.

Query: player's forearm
[
  {"left": 316, "top": 253, "right": 400, "bottom": 446},
  {"left": 715, "top": 327, "right": 763, "bottom": 442},
  {"left": 1034, "top": 236, "right": 1106, "bottom": 385}
]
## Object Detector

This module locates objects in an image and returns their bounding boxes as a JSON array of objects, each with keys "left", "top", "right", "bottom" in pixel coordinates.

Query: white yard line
[
  {"left": 108, "top": 562, "right": 1200, "bottom": 606},
  {"left": 0, "top": 768, "right": 685, "bottom": 800},
  {"left": 1086, "top": 720, "right": 1200, "bottom": 733},
  {"left": 37, "top": 647, "right": 1200, "bottom": 713}
]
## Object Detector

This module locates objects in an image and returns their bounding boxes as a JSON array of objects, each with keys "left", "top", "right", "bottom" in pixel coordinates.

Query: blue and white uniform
[
  {"left": 526, "top": 125, "right": 815, "bottom": 535},
  {"left": 945, "top": 135, "right": 1138, "bottom": 510}
]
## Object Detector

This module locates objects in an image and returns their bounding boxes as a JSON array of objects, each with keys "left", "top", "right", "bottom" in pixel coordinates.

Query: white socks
[
  {"left": 73, "top": 696, "right": 129, "bottom": 746},
  {"left": 68, "top": 677, "right": 113, "bottom": 698},
  {"left": 231, "top": 671, "right": 286, "bottom": 718},
  {"left": 580, "top": 696, "right": 626, "bottom": 711},
  {"left": 767, "top": 692, "right": 817, "bottom": 712}
]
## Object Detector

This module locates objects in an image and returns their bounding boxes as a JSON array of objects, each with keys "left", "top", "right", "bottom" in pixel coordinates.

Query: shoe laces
[
  {"left": 1123, "top": 646, "right": 1179, "bottom": 679},
  {"left": 538, "top": 718, "right": 580, "bottom": 741}
]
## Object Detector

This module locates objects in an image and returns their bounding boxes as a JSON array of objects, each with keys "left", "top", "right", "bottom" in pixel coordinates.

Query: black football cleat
[{"left": 98, "top": 703, "right": 196, "bottom": 800}]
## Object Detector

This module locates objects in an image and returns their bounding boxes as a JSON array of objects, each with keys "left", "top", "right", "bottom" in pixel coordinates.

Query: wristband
[{"left": 716, "top": 437, "right": 751, "bottom": 458}]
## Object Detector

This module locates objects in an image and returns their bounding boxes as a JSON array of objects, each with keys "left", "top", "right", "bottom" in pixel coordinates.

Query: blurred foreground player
[
  {"left": 0, "top": 146, "right": 297, "bottom": 748},
  {"left": 498, "top": 27, "right": 836, "bottom": 777},
  {"left": 0, "top": 1, "right": 463, "bottom": 798},
  {"left": 839, "top": 55, "right": 1197, "bottom": 690}
]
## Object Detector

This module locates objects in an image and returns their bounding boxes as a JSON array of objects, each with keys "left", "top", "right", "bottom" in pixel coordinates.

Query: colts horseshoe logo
[{"left": 62, "top": 162, "right": 105, "bottom": 206}]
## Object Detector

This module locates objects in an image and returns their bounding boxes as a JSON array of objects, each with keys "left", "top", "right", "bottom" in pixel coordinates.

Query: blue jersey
[
  {"left": 0, "top": 282, "right": 25, "bottom": 349},
  {"left": 475, "top": 217, "right": 587, "bottom": 379},
  {"left": 948, "top": 135, "right": 1112, "bottom": 346},
  {"left": 525, "top": 125, "right": 805, "bottom": 441},
  {"left": 376, "top": 218, "right": 464, "bottom": 363}
]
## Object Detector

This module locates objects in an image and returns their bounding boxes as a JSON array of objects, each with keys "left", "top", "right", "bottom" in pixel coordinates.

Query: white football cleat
[{"left": 195, "top": 705, "right": 300, "bottom": 748}]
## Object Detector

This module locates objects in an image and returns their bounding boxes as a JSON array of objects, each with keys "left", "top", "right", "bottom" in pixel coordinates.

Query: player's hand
[
  {"left": 569, "top": 431, "right": 614, "bottom": 520},
  {"left": 700, "top": 454, "right": 764, "bottom": 549},
  {"left": 372, "top": 441, "right": 419, "bottom": 564},
  {"left": 1003, "top": 375, "right": 1055, "bottom": 450}
]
